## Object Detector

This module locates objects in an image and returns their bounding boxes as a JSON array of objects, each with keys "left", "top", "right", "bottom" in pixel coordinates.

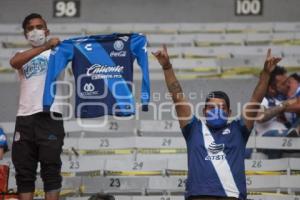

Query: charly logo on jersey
[
  {"left": 205, "top": 142, "right": 226, "bottom": 160},
  {"left": 23, "top": 56, "right": 48, "bottom": 79},
  {"left": 111, "top": 40, "right": 127, "bottom": 57},
  {"left": 86, "top": 64, "right": 124, "bottom": 80},
  {"left": 81, "top": 82, "right": 99, "bottom": 96}
]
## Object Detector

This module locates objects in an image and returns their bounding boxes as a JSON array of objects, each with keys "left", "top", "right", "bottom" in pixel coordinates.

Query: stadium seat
[
  {"left": 280, "top": 175, "right": 300, "bottom": 194},
  {"left": 81, "top": 176, "right": 148, "bottom": 195},
  {"left": 246, "top": 175, "right": 280, "bottom": 192},
  {"left": 47, "top": 23, "right": 87, "bottom": 35},
  {"left": 138, "top": 120, "right": 181, "bottom": 137},
  {"left": 166, "top": 156, "right": 188, "bottom": 176},
  {"left": 178, "top": 23, "right": 226, "bottom": 34},
  {"left": 231, "top": 46, "right": 282, "bottom": 58},
  {"left": 282, "top": 46, "right": 300, "bottom": 57},
  {"left": 271, "top": 33, "right": 295, "bottom": 45},
  {"left": 193, "top": 34, "right": 245, "bottom": 47},
  {"left": 0, "top": 24, "right": 22, "bottom": 35},
  {"left": 171, "top": 58, "right": 221, "bottom": 73},
  {"left": 248, "top": 194, "right": 297, "bottom": 200},
  {"left": 61, "top": 155, "right": 105, "bottom": 176},
  {"left": 34, "top": 176, "right": 81, "bottom": 197},
  {"left": 182, "top": 47, "right": 232, "bottom": 59},
  {"left": 289, "top": 158, "right": 300, "bottom": 171},
  {"left": 104, "top": 159, "right": 167, "bottom": 176},
  {"left": 226, "top": 23, "right": 273, "bottom": 33},
  {"left": 273, "top": 22, "right": 300, "bottom": 33},
  {"left": 255, "top": 137, "right": 300, "bottom": 150},
  {"left": 245, "top": 158, "right": 289, "bottom": 175},
  {"left": 69, "top": 118, "right": 137, "bottom": 137},
  {"left": 146, "top": 176, "right": 186, "bottom": 195},
  {"left": 245, "top": 33, "right": 272, "bottom": 46}
]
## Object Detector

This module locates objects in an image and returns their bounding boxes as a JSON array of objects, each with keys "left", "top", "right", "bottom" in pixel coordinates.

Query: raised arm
[
  {"left": 10, "top": 38, "right": 60, "bottom": 70},
  {"left": 256, "top": 97, "right": 298, "bottom": 123},
  {"left": 243, "top": 49, "right": 282, "bottom": 130},
  {"left": 152, "top": 45, "right": 192, "bottom": 128}
]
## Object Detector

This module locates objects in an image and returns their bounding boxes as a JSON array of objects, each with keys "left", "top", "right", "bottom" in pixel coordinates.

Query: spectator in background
[
  {"left": 0, "top": 127, "right": 8, "bottom": 159},
  {"left": 285, "top": 73, "right": 300, "bottom": 136},
  {"left": 255, "top": 66, "right": 297, "bottom": 137}
]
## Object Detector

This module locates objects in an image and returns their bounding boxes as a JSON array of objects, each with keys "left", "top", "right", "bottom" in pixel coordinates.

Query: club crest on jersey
[
  {"left": 23, "top": 56, "right": 48, "bottom": 79},
  {"left": 113, "top": 40, "right": 124, "bottom": 51}
]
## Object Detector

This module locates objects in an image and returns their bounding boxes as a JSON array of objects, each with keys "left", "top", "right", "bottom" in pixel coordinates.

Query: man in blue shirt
[{"left": 152, "top": 45, "right": 281, "bottom": 200}]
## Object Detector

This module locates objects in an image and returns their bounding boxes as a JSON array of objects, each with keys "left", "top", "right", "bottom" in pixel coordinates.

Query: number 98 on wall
[{"left": 53, "top": 0, "right": 80, "bottom": 18}]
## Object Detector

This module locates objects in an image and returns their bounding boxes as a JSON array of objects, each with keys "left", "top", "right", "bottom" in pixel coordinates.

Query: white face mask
[{"left": 26, "top": 29, "right": 47, "bottom": 47}]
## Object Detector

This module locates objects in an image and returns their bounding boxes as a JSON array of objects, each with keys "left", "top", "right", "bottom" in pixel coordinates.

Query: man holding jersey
[{"left": 10, "top": 13, "right": 65, "bottom": 200}]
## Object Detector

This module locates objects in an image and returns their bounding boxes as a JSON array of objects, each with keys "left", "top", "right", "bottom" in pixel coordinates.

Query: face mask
[
  {"left": 26, "top": 29, "right": 46, "bottom": 47},
  {"left": 205, "top": 108, "right": 228, "bottom": 129}
]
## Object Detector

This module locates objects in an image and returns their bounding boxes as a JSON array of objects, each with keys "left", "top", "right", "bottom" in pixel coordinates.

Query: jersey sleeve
[
  {"left": 236, "top": 118, "right": 252, "bottom": 143},
  {"left": 181, "top": 115, "right": 198, "bottom": 141},
  {"left": 130, "top": 33, "right": 150, "bottom": 111},
  {"left": 43, "top": 40, "right": 73, "bottom": 111}
]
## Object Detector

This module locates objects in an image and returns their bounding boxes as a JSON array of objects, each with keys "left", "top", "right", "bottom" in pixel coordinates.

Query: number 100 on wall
[{"left": 235, "top": 0, "right": 263, "bottom": 16}]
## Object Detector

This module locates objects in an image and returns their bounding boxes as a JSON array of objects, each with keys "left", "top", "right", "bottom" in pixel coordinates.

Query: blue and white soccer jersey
[
  {"left": 182, "top": 116, "right": 251, "bottom": 200},
  {"left": 43, "top": 33, "right": 150, "bottom": 118}
]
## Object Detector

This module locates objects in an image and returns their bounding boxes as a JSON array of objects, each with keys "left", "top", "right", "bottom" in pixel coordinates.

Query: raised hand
[
  {"left": 151, "top": 44, "right": 172, "bottom": 70},
  {"left": 264, "top": 48, "right": 282, "bottom": 73},
  {"left": 44, "top": 37, "right": 60, "bottom": 50}
]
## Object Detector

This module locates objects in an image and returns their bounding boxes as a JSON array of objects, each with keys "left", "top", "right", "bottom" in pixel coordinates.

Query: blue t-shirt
[
  {"left": 181, "top": 116, "right": 251, "bottom": 200},
  {"left": 43, "top": 33, "right": 150, "bottom": 118}
]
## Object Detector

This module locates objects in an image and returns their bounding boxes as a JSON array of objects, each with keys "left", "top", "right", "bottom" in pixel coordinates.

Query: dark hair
[
  {"left": 205, "top": 91, "right": 230, "bottom": 109},
  {"left": 22, "top": 13, "right": 47, "bottom": 30},
  {"left": 269, "top": 65, "right": 287, "bottom": 86},
  {"left": 88, "top": 194, "right": 115, "bottom": 200},
  {"left": 289, "top": 73, "right": 300, "bottom": 83}
]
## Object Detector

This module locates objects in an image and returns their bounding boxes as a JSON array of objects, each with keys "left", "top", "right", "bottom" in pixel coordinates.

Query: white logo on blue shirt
[
  {"left": 222, "top": 128, "right": 231, "bottom": 135},
  {"left": 113, "top": 40, "right": 124, "bottom": 51},
  {"left": 23, "top": 56, "right": 47, "bottom": 79},
  {"left": 83, "top": 83, "right": 95, "bottom": 92},
  {"left": 205, "top": 142, "right": 226, "bottom": 160},
  {"left": 208, "top": 142, "right": 225, "bottom": 154}
]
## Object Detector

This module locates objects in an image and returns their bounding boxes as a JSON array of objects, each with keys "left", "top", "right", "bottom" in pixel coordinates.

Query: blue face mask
[{"left": 205, "top": 108, "right": 228, "bottom": 129}]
